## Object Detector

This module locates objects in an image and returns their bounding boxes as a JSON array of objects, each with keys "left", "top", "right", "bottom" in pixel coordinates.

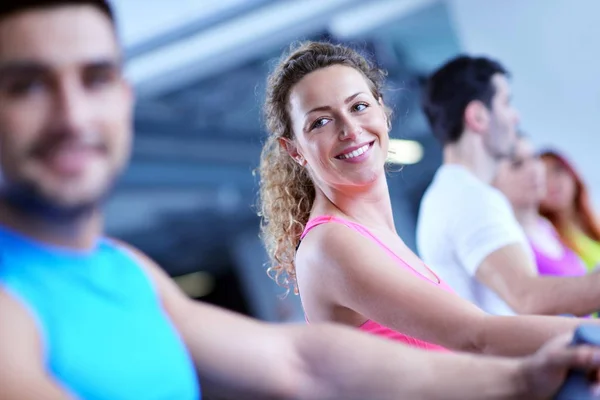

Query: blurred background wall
[{"left": 104, "top": 0, "right": 599, "bottom": 321}]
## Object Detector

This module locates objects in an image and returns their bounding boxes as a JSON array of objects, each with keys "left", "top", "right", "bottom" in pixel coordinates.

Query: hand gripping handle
[{"left": 555, "top": 325, "right": 600, "bottom": 399}]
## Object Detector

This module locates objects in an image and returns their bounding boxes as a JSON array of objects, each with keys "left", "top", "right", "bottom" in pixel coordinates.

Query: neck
[
  {"left": 443, "top": 131, "right": 498, "bottom": 184},
  {"left": 512, "top": 205, "right": 539, "bottom": 234},
  {"left": 0, "top": 200, "right": 103, "bottom": 250},
  {"left": 313, "top": 174, "right": 396, "bottom": 231},
  {"left": 558, "top": 206, "right": 582, "bottom": 232}
]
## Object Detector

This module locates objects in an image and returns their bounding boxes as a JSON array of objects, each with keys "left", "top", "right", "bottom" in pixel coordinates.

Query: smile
[{"left": 335, "top": 141, "right": 374, "bottom": 160}]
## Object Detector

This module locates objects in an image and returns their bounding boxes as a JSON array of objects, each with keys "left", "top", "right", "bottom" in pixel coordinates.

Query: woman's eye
[
  {"left": 310, "top": 118, "right": 330, "bottom": 130},
  {"left": 352, "top": 103, "right": 369, "bottom": 112}
]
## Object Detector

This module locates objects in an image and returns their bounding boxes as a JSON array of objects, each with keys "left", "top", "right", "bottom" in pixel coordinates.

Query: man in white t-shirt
[{"left": 417, "top": 55, "right": 600, "bottom": 316}]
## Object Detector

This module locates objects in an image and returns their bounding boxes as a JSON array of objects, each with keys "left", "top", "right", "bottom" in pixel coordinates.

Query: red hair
[{"left": 539, "top": 150, "right": 600, "bottom": 249}]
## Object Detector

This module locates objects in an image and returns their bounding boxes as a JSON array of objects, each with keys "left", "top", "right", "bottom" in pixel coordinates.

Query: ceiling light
[{"left": 387, "top": 139, "right": 423, "bottom": 165}]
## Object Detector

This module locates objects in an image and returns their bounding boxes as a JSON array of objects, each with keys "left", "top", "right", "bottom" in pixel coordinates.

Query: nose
[
  {"left": 51, "top": 79, "right": 90, "bottom": 136},
  {"left": 338, "top": 116, "right": 362, "bottom": 141}
]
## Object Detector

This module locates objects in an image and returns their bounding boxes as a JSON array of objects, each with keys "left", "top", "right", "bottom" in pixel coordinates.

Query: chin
[
  {"left": 47, "top": 201, "right": 100, "bottom": 220},
  {"left": 351, "top": 173, "right": 381, "bottom": 188},
  {"left": 6, "top": 192, "right": 99, "bottom": 221},
  {"left": 6, "top": 180, "right": 111, "bottom": 220}
]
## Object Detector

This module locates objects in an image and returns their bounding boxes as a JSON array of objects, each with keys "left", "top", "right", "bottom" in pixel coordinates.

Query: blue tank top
[{"left": 0, "top": 225, "right": 200, "bottom": 400}]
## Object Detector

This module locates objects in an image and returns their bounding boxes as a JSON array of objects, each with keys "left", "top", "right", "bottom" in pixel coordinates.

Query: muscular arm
[
  {"left": 290, "top": 323, "right": 531, "bottom": 400},
  {"left": 297, "top": 223, "right": 597, "bottom": 356},
  {"left": 0, "top": 289, "right": 72, "bottom": 400},
  {"left": 476, "top": 243, "right": 600, "bottom": 316},
  {"left": 170, "top": 297, "right": 530, "bottom": 400},
  {"left": 128, "top": 247, "right": 546, "bottom": 400}
]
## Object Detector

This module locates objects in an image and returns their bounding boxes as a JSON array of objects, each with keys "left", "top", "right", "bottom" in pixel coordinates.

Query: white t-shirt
[{"left": 416, "top": 164, "right": 532, "bottom": 316}]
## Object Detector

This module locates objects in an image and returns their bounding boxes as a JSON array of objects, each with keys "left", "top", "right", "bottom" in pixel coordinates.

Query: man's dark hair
[
  {"left": 422, "top": 55, "right": 508, "bottom": 145},
  {"left": 0, "top": 0, "right": 114, "bottom": 24}
]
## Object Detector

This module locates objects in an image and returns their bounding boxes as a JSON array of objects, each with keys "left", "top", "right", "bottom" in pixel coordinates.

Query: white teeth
[{"left": 339, "top": 143, "right": 370, "bottom": 159}]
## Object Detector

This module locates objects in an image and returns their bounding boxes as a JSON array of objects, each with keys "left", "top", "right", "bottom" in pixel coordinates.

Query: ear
[
  {"left": 464, "top": 100, "right": 490, "bottom": 134},
  {"left": 279, "top": 137, "right": 306, "bottom": 166}
]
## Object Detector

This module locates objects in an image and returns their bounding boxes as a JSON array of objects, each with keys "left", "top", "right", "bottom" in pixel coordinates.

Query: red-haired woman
[{"left": 540, "top": 150, "right": 600, "bottom": 271}]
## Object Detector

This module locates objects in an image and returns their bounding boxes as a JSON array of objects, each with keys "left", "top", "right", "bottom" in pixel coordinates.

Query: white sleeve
[{"left": 452, "top": 188, "right": 527, "bottom": 276}]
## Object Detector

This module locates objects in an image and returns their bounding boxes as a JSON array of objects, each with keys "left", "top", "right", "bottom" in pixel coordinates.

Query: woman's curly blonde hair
[{"left": 258, "top": 41, "right": 389, "bottom": 294}]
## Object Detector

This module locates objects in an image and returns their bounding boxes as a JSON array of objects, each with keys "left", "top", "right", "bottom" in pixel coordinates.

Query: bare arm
[
  {"left": 170, "top": 298, "right": 530, "bottom": 400},
  {"left": 291, "top": 323, "right": 531, "bottom": 400},
  {"left": 293, "top": 327, "right": 600, "bottom": 400},
  {"left": 476, "top": 243, "right": 600, "bottom": 316},
  {"left": 128, "top": 246, "right": 600, "bottom": 400},
  {"left": 297, "top": 223, "right": 597, "bottom": 356},
  {"left": 0, "top": 289, "right": 72, "bottom": 400}
]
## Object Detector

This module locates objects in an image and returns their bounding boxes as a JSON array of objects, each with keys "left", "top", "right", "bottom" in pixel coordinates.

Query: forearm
[
  {"left": 522, "top": 273, "right": 600, "bottom": 316},
  {"left": 478, "top": 314, "right": 596, "bottom": 356},
  {"left": 293, "top": 324, "right": 528, "bottom": 400}
]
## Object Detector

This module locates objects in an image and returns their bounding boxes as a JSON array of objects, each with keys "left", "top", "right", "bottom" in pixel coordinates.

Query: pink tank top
[{"left": 300, "top": 215, "right": 453, "bottom": 352}]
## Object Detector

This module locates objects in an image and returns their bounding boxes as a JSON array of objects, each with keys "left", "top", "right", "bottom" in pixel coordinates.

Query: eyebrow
[
  {"left": 0, "top": 58, "right": 122, "bottom": 78},
  {"left": 304, "top": 92, "right": 366, "bottom": 117}
]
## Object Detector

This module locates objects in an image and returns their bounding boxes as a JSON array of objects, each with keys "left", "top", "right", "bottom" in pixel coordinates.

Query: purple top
[{"left": 530, "top": 220, "right": 587, "bottom": 277}]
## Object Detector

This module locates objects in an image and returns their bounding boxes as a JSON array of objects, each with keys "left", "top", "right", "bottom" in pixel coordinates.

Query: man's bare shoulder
[{"left": 0, "top": 287, "right": 43, "bottom": 362}]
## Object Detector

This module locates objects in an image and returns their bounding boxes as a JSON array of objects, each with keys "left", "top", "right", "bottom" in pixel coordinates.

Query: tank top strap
[
  {"left": 301, "top": 215, "right": 363, "bottom": 240},
  {"left": 301, "top": 215, "right": 444, "bottom": 286}
]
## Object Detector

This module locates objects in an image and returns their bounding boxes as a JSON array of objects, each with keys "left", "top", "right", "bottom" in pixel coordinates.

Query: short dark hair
[
  {"left": 0, "top": 0, "right": 114, "bottom": 24},
  {"left": 422, "top": 55, "right": 508, "bottom": 145}
]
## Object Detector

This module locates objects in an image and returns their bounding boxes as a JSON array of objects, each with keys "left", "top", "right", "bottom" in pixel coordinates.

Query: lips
[
  {"left": 37, "top": 141, "right": 106, "bottom": 176},
  {"left": 48, "top": 147, "right": 99, "bottom": 175},
  {"left": 335, "top": 141, "right": 375, "bottom": 160}
]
